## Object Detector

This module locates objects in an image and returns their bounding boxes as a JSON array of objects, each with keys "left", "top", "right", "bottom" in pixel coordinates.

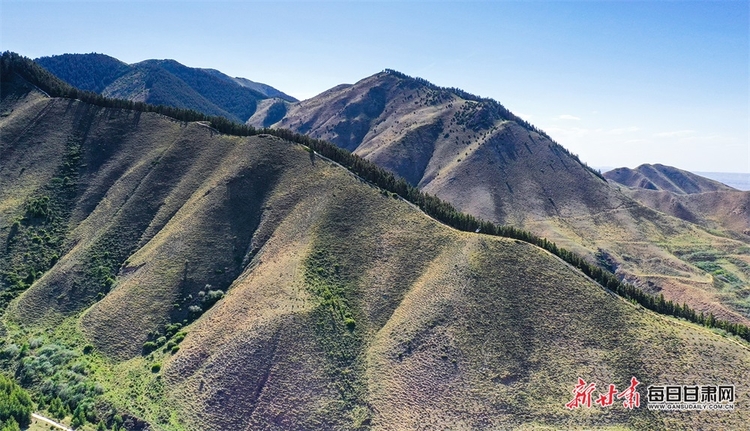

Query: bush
[
  {"left": 151, "top": 363, "right": 161, "bottom": 373},
  {"left": 202, "top": 290, "right": 224, "bottom": 307},
  {"left": 142, "top": 342, "right": 157, "bottom": 354},
  {"left": 0, "top": 344, "right": 20, "bottom": 359},
  {"left": 165, "top": 323, "right": 182, "bottom": 337},
  {"left": 187, "top": 305, "right": 203, "bottom": 318},
  {"left": 344, "top": 317, "right": 356, "bottom": 331}
]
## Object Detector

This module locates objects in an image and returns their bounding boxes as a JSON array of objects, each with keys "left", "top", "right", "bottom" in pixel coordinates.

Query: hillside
[
  {"left": 248, "top": 70, "right": 612, "bottom": 225},
  {"left": 604, "top": 166, "right": 750, "bottom": 238},
  {"left": 30, "top": 53, "right": 130, "bottom": 93},
  {"left": 605, "top": 164, "right": 736, "bottom": 194},
  {"left": 249, "top": 70, "right": 750, "bottom": 328},
  {"left": 3, "top": 54, "right": 750, "bottom": 430},
  {"left": 35, "top": 53, "right": 295, "bottom": 123},
  {"left": 210, "top": 72, "right": 297, "bottom": 101},
  {"left": 628, "top": 188, "right": 750, "bottom": 234}
]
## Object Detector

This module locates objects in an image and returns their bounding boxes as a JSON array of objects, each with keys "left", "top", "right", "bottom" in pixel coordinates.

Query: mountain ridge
[
  {"left": 2, "top": 65, "right": 750, "bottom": 429},
  {"left": 248, "top": 67, "right": 750, "bottom": 328},
  {"left": 3, "top": 52, "right": 750, "bottom": 430},
  {"left": 605, "top": 164, "right": 750, "bottom": 237},
  {"left": 17, "top": 52, "right": 750, "bottom": 328},
  {"left": 35, "top": 53, "right": 296, "bottom": 123}
]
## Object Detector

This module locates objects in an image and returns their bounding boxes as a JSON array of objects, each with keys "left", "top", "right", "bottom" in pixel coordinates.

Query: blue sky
[{"left": 2, "top": 0, "right": 748, "bottom": 173}]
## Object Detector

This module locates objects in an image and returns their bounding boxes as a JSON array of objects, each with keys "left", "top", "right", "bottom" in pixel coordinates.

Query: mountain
[
  {"left": 605, "top": 165, "right": 750, "bottom": 236},
  {"left": 35, "top": 53, "right": 295, "bottom": 123},
  {"left": 248, "top": 70, "right": 613, "bottom": 225},
  {"left": 29, "top": 52, "right": 131, "bottom": 93},
  {"left": 604, "top": 164, "right": 736, "bottom": 194},
  {"left": 249, "top": 70, "right": 750, "bottom": 328},
  {"left": 3, "top": 52, "right": 749, "bottom": 431}
]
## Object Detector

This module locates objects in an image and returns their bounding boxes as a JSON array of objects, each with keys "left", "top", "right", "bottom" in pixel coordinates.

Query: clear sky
[{"left": 2, "top": 0, "right": 748, "bottom": 173}]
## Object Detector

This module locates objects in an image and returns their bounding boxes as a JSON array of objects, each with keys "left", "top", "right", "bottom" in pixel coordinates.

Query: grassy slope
[
  {"left": 2, "top": 82, "right": 750, "bottom": 430},
  {"left": 249, "top": 71, "right": 750, "bottom": 328}
]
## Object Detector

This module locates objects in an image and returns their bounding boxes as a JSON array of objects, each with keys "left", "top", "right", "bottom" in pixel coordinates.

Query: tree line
[{"left": 2, "top": 51, "right": 747, "bottom": 342}]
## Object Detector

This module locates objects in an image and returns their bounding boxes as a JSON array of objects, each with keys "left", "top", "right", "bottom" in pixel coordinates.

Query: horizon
[{"left": 2, "top": 0, "right": 748, "bottom": 174}]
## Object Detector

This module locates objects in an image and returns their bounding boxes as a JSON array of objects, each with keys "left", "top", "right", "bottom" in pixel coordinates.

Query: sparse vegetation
[
  {"left": 304, "top": 244, "right": 369, "bottom": 425},
  {"left": 0, "top": 131, "right": 83, "bottom": 310},
  {"left": 4, "top": 50, "right": 746, "bottom": 341}
]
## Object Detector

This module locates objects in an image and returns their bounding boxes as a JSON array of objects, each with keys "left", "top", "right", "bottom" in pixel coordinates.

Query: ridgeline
[{"left": 2, "top": 50, "right": 747, "bottom": 342}]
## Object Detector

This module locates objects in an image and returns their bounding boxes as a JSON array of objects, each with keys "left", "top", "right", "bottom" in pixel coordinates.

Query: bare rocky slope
[{"left": 3, "top": 63, "right": 750, "bottom": 430}]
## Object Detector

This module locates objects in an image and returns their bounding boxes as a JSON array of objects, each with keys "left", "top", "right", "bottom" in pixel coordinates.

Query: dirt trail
[{"left": 31, "top": 413, "right": 74, "bottom": 431}]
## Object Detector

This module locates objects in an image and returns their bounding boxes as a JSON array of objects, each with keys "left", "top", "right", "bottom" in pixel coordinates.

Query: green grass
[
  {"left": 304, "top": 237, "right": 369, "bottom": 428},
  {"left": 1, "top": 314, "right": 186, "bottom": 431}
]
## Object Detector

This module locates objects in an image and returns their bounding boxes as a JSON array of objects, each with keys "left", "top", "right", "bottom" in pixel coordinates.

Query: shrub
[
  {"left": 344, "top": 317, "right": 356, "bottom": 331},
  {"left": 151, "top": 363, "right": 161, "bottom": 373},
  {"left": 187, "top": 305, "right": 203, "bottom": 318},
  {"left": 165, "top": 323, "right": 182, "bottom": 337},
  {"left": 202, "top": 290, "right": 224, "bottom": 308},
  {"left": 1, "top": 344, "right": 20, "bottom": 359}
]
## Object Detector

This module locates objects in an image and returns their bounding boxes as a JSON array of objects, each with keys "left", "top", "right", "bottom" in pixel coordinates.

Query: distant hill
[
  {"left": 3, "top": 54, "right": 750, "bottom": 430},
  {"left": 249, "top": 70, "right": 750, "bottom": 327},
  {"left": 605, "top": 165, "right": 749, "bottom": 236},
  {"left": 35, "top": 53, "right": 295, "bottom": 123},
  {"left": 604, "top": 163, "right": 736, "bottom": 194},
  {"left": 625, "top": 188, "right": 750, "bottom": 235},
  {"left": 202, "top": 70, "right": 297, "bottom": 101},
  {"left": 30, "top": 52, "right": 130, "bottom": 93}
]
